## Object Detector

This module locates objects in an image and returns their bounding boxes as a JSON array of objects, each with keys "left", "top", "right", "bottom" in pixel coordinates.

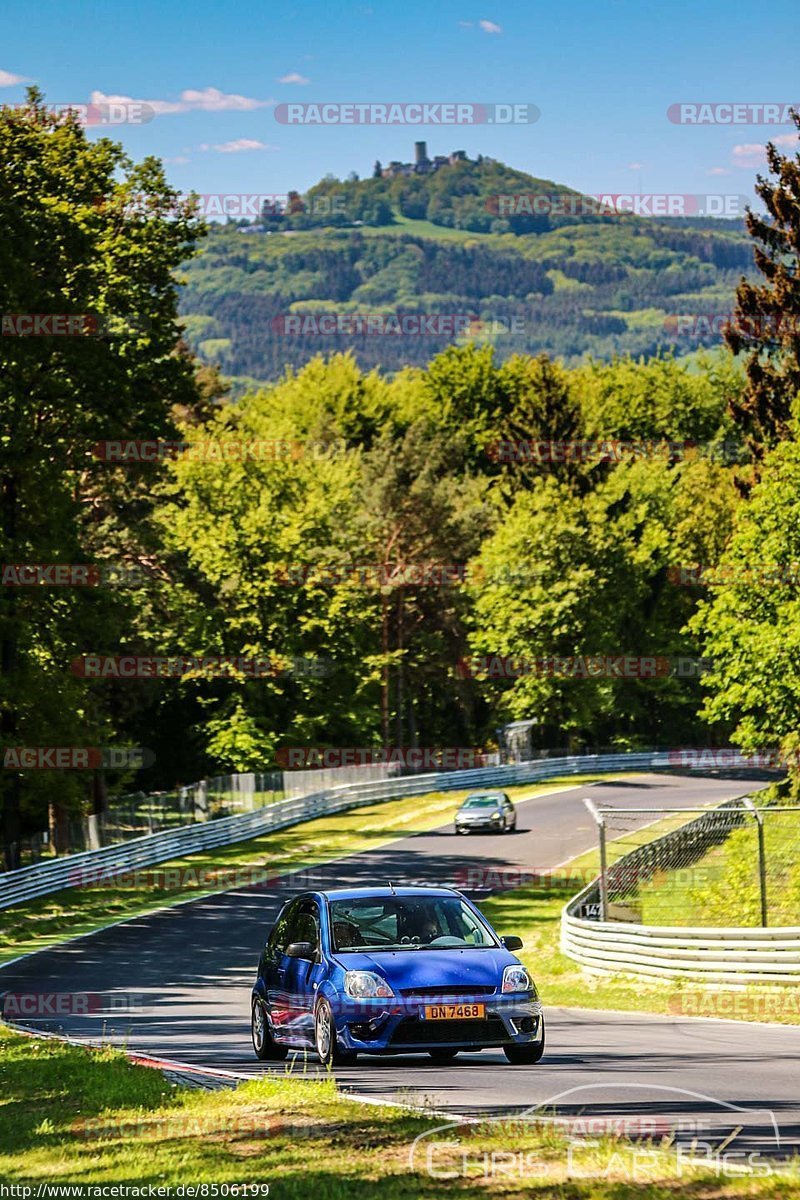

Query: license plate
[{"left": 423, "top": 1003, "right": 485, "bottom": 1020}]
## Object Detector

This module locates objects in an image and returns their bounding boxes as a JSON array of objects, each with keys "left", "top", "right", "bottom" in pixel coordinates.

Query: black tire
[
  {"left": 251, "top": 999, "right": 288, "bottom": 1061},
  {"left": 428, "top": 1048, "right": 459, "bottom": 1062},
  {"left": 503, "top": 1017, "right": 545, "bottom": 1064},
  {"left": 315, "top": 997, "right": 357, "bottom": 1066}
]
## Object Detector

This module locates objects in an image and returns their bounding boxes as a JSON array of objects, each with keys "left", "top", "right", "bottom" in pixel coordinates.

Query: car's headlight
[
  {"left": 501, "top": 965, "right": 533, "bottom": 993},
  {"left": 490, "top": 812, "right": 502, "bottom": 821},
  {"left": 344, "top": 971, "right": 395, "bottom": 999}
]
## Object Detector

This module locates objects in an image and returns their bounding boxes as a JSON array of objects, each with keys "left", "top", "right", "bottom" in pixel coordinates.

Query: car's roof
[
  {"left": 310, "top": 885, "right": 462, "bottom": 902},
  {"left": 461, "top": 791, "right": 507, "bottom": 800}
]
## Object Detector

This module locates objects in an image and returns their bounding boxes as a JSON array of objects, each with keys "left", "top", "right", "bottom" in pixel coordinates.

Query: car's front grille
[
  {"left": 390, "top": 1016, "right": 509, "bottom": 1046},
  {"left": 398, "top": 985, "right": 495, "bottom": 997}
]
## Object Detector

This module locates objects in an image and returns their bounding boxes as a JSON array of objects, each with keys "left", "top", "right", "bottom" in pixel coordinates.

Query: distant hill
[{"left": 178, "top": 152, "right": 755, "bottom": 384}]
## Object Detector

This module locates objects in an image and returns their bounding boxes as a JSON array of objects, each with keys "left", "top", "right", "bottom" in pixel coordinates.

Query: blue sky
[{"left": 2, "top": 0, "right": 798, "bottom": 206}]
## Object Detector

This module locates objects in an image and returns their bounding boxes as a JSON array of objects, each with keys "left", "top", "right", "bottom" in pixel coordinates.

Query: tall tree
[
  {"left": 725, "top": 111, "right": 800, "bottom": 470},
  {"left": 0, "top": 90, "right": 203, "bottom": 865}
]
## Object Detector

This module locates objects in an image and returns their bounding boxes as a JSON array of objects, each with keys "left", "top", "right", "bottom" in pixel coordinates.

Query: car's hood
[
  {"left": 458, "top": 809, "right": 500, "bottom": 819},
  {"left": 333, "top": 946, "right": 517, "bottom": 990}
]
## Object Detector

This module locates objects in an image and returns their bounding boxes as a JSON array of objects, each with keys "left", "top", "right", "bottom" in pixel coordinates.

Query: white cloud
[
  {"left": 459, "top": 20, "right": 474, "bottom": 27},
  {"left": 278, "top": 72, "right": 310, "bottom": 85},
  {"left": 164, "top": 155, "right": 191, "bottom": 165},
  {"left": 91, "top": 87, "right": 273, "bottom": 116},
  {"left": 731, "top": 133, "right": 797, "bottom": 169},
  {"left": 732, "top": 142, "right": 767, "bottom": 168},
  {"left": 198, "top": 138, "right": 277, "bottom": 153},
  {"left": 707, "top": 166, "right": 731, "bottom": 176},
  {"left": 627, "top": 162, "right": 644, "bottom": 171},
  {"left": 479, "top": 19, "right": 503, "bottom": 33},
  {"left": 0, "top": 69, "right": 29, "bottom": 87}
]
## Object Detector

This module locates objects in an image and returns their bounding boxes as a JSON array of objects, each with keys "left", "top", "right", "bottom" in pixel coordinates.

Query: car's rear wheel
[
  {"left": 251, "top": 999, "right": 288, "bottom": 1061},
  {"left": 315, "top": 998, "right": 357, "bottom": 1067},
  {"left": 428, "top": 1048, "right": 459, "bottom": 1062},
  {"left": 503, "top": 1017, "right": 545, "bottom": 1064}
]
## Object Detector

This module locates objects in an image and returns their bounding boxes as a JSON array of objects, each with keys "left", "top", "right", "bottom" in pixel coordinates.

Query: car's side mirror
[
  {"left": 285, "top": 941, "right": 316, "bottom": 960},
  {"left": 501, "top": 935, "right": 523, "bottom": 951}
]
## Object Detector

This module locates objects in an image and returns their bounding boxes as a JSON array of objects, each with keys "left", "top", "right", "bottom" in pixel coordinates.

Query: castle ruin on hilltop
[{"left": 379, "top": 142, "right": 468, "bottom": 179}]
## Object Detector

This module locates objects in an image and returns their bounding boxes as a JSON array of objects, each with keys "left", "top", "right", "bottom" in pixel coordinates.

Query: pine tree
[{"left": 725, "top": 110, "right": 800, "bottom": 474}]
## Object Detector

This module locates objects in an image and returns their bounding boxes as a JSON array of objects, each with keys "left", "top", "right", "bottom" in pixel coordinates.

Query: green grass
[
  {"left": 479, "top": 829, "right": 800, "bottom": 1026},
  {"left": 2, "top": 1025, "right": 798, "bottom": 1195},
  {"left": 0, "top": 777, "right": 596, "bottom": 967},
  {"left": 638, "top": 809, "right": 800, "bottom": 928},
  {"left": 357, "top": 213, "right": 496, "bottom": 242}
]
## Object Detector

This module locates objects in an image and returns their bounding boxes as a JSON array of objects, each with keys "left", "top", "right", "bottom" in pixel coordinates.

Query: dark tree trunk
[{"left": 1, "top": 472, "right": 21, "bottom": 869}]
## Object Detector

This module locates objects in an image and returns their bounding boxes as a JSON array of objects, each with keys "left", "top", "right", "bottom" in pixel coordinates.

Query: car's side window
[
  {"left": 292, "top": 901, "right": 321, "bottom": 952},
  {"left": 267, "top": 901, "right": 297, "bottom": 960}
]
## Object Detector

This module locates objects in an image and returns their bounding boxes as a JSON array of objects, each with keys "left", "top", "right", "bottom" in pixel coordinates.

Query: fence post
[
  {"left": 743, "top": 798, "right": 767, "bottom": 927},
  {"left": 584, "top": 798, "right": 608, "bottom": 920}
]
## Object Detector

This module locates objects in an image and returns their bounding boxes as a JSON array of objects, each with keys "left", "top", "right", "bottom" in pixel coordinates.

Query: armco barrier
[
  {"left": 0, "top": 751, "right": 669, "bottom": 911},
  {"left": 561, "top": 800, "right": 800, "bottom": 985}
]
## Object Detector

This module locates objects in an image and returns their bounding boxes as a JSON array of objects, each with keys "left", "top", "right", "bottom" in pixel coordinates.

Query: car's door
[
  {"left": 280, "top": 898, "right": 325, "bottom": 1045},
  {"left": 503, "top": 797, "right": 516, "bottom": 827},
  {"left": 263, "top": 899, "right": 299, "bottom": 1040}
]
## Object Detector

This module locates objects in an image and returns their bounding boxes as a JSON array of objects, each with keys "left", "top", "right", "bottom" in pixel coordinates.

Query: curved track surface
[{"left": 3, "top": 773, "right": 799, "bottom": 1157}]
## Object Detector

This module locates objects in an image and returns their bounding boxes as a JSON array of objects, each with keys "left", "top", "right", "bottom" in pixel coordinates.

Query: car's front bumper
[
  {"left": 332, "top": 993, "right": 543, "bottom": 1054},
  {"left": 456, "top": 819, "right": 505, "bottom": 833}
]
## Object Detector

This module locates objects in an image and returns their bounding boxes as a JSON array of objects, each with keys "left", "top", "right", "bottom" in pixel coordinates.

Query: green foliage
[
  {"left": 691, "top": 426, "right": 800, "bottom": 753},
  {"left": 0, "top": 91, "right": 205, "bottom": 857},
  {"left": 179, "top": 154, "right": 755, "bottom": 381},
  {"left": 725, "top": 111, "right": 800, "bottom": 468}
]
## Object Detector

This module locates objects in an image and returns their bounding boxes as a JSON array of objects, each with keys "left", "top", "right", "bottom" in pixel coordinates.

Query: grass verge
[
  {"left": 479, "top": 831, "right": 800, "bottom": 1026},
  {"left": 2, "top": 1024, "right": 798, "bottom": 1196},
  {"left": 0, "top": 777, "right": 596, "bottom": 968}
]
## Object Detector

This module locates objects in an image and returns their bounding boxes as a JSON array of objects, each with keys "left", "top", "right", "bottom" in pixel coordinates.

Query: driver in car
[{"left": 401, "top": 905, "right": 440, "bottom": 944}]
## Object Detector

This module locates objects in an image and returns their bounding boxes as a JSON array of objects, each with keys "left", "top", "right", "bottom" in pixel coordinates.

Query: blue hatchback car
[{"left": 251, "top": 885, "right": 544, "bottom": 1065}]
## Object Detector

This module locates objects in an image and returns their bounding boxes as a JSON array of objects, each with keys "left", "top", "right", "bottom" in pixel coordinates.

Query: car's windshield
[
  {"left": 462, "top": 795, "right": 502, "bottom": 809},
  {"left": 329, "top": 896, "right": 497, "bottom": 951}
]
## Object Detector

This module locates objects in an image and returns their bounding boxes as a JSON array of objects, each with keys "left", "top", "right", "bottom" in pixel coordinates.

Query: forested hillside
[{"left": 179, "top": 156, "right": 754, "bottom": 382}]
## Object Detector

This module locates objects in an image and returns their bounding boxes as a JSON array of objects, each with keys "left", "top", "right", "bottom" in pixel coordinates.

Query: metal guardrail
[
  {"left": 0, "top": 750, "right": 666, "bottom": 911},
  {"left": 561, "top": 796, "right": 800, "bottom": 985}
]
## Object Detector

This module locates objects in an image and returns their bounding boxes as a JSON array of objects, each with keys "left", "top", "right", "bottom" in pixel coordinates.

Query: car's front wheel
[
  {"left": 315, "top": 998, "right": 357, "bottom": 1067},
  {"left": 503, "top": 1017, "right": 545, "bottom": 1064},
  {"left": 251, "top": 999, "right": 288, "bottom": 1061}
]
